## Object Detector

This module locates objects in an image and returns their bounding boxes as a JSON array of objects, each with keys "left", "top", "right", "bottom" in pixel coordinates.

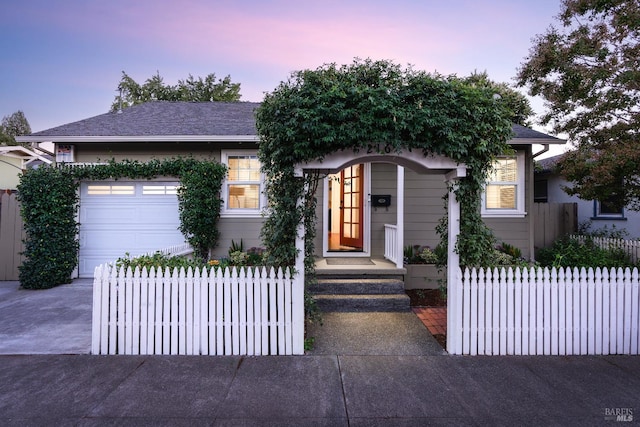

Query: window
[
  {"left": 221, "top": 151, "right": 264, "bottom": 216},
  {"left": 594, "top": 197, "right": 625, "bottom": 219},
  {"left": 87, "top": 185, "right": 135, "bottom": 195},
  {"left": 482, "top": 153, "right": 526, "bottom": 217},
  {"left": 142, "top": 185, "right": 178, "bottom": 195},
  {"left": 534, "top": 179, "right": 548, "bottom": 203}
]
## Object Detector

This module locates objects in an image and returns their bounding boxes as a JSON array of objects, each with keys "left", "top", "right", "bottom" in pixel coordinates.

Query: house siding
[
  {"left": 0, "top": 156, "right": 23, "bottom": 189},
  {"left": 215, "top": 217, "right": 265, "bottom": 257},
  {"left": 70, "top": 142, "right": 260, "bottom": 164},
  {"left": 404, "top": 168, "right": 447, "bottom": 250},
  {"left": 370, "top": 163, "right": 398, "bottom": 257}
]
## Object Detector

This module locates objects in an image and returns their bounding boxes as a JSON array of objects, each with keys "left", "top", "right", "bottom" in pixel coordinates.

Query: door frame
[{"left": 322, "top": 163, "right": 371, "bottom": 257}]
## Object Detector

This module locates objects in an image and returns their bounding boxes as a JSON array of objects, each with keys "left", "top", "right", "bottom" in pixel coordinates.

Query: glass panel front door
[{"left": 328, "top": 164, "right": 364, "bottom": 251}]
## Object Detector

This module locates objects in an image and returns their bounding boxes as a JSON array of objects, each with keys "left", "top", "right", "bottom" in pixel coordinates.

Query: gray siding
[
  {"left": 213, "top": 217, "right": 265, "bottom": 258},
  {"left": 370, "top": 163, "right": 398, "bottom": 257},
  {"left": 403, "top": 169, "right": 447, "bottom": 250}
]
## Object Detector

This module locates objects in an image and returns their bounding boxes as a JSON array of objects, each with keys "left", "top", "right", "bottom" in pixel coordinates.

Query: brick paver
[{"left": 413, "top": 307, "right": 447, "bottom": 336}]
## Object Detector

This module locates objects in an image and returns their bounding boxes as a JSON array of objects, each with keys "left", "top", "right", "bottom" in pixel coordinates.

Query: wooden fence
[
  {"left": 0, "top": 191, "right": 24, "bottom": 280},
  {"left": 449, "top": 266, "right": 640, "bottom": 355},
  {"left": 570, "top": 235, "right": 640, "bottom": 263},
  {"left": 91, "top": 264, "right": 304, "bottom": 355},
  {"left": 533, "top": 202, "right": 577, "bottom": 252}
]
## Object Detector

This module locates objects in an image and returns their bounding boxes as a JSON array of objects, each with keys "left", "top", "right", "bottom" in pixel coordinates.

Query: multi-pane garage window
[
  {"left": 222, "top": 151, "right": 263, "bottom": 215},
  {"left": 482, "top": 153, "right": 525, "bottom": 217}
]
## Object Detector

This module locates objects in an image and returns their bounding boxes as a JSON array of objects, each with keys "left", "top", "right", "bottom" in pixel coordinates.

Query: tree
[
  {"left": 463, "top": 71, "right": 534, "bottom": 126},
  {"left": 0, "top": 111, "right": 31, "bottom": 145},
  {"left": 111, "top": 71, "right": 242, "bottom": 111},
  {"left": 517, "top": 0, "right": 640, "bottom": 209}
]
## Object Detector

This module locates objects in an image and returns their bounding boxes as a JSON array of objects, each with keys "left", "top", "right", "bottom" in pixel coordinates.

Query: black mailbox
[{"left": 372, "top": 195, "right": 391, "bottom": 207}]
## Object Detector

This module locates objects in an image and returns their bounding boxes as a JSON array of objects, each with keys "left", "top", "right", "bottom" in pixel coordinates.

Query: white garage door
[{"left": 78, "top": 181, "right": 186, "bottom": 277}]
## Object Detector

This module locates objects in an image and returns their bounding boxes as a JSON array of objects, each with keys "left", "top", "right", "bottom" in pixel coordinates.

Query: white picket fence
[
  {"left": 450, "top": 266, "right": 640, "bottom": 355},
  {"left": 91, "top": 264, "right": 304, "bottom": 356},
  {"left": 570, "top": 234, "right": 640, "bottom": 263}
]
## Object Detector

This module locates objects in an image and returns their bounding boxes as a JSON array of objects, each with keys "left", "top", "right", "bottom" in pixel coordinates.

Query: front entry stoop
[{"left": 309, "top": 278, "right": 411, "bottom": 312}]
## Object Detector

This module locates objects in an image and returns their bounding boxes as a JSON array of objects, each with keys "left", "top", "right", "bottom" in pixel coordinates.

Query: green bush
[
  {"left": 17, "top": 166, "right": 79, "bottom": 289},
  {"left": 537, "top": 236, "right": 635, "bottom": 268},
  {"left": 116, "top": 252, "right": 204, "bottom": 273}
]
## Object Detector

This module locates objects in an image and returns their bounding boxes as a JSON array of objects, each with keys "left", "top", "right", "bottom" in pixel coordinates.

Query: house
[
  {"left": 17, "top": 101, "right": 565, "bottom": 278},
  {"left": 535, "top": 154, "right": 640, "bottom": 239},
  {"left": 0, "top": 145, "right": 52, "bottom": 189}
]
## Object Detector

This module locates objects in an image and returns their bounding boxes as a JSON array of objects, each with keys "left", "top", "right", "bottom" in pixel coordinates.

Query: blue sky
[{"left": 2, "top": 0, "right": 562, "bottom": 140}]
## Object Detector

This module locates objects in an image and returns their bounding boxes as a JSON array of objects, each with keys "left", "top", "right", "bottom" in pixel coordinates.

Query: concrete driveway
[{"left": 0, "top": 279, "right": 93, "bottom": 354}]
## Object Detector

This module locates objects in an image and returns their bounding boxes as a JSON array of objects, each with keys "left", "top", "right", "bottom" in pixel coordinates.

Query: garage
[{"left": 78, "top": 181, "right": 186, "bottom": 277}]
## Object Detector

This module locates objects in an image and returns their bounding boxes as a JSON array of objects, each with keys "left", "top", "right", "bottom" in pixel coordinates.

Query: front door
[{"left": 328, "top": 164, "right": 364, "bottom": 251}]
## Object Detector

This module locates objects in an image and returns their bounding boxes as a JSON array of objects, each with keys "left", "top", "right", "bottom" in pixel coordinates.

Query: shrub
[
  {"left": 537, "top": 236, "right": 635, "bottom": 268},
  {"left": 404, "top": 245, "right": 441, "bottom": 264},
  {"left": 17, "top": 166, "right": 79, "bottom": 289},
  {"left": 116, "top": 252, "right": 204, "bottom": 272}
]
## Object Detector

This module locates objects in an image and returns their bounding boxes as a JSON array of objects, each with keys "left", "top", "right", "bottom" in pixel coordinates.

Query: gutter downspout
[{"left": 532, "top": 144, "right": 549, "bottom": 159}]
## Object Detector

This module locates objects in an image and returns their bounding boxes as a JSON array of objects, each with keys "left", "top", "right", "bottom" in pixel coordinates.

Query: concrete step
[
  {"left": 309, "top": 278, "right": 405, "bottom": 295},
  {"left": 313, "top": 294, "right": 411, "bottom": 312}
]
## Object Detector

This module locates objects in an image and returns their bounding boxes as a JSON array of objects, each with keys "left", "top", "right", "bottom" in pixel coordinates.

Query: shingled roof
[
  {"left": 17, "top": 101, "right": 564, "bottom": 145},
  {"left": 25, "top": 101, "right": 260, "bottom": 139}
]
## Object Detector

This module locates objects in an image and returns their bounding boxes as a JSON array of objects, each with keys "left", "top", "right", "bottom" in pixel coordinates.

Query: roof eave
[
  {"left": 508, "top": 137, "right": 566, "bottom": 145},
  {"left": 15, "top": 135, "right": 261, "bottom": 143}
]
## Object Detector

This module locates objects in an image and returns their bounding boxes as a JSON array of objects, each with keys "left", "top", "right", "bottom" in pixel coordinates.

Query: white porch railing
[
  {"left": 384, "top": 224, "right": 399, "bottom": 265},
  {"left": 91, "top": 264, "right": 304, "bottom": 356},
  {"left": 449, "top": 266, "right": 640, "bottom": 355}
]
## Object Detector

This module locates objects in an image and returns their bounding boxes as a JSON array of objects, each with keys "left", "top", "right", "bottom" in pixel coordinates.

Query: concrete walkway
[{"left": 1, "top": 279, "right": 639, "bottom": 425}]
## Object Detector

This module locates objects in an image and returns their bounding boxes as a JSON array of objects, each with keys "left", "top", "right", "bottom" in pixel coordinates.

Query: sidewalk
[{"left": 1, "top": 354, "right": 639, "bottom": 425}]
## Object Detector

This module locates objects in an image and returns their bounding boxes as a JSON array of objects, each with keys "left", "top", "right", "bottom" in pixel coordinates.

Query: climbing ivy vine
[
  {"left": 18, "top": 158, "right": 226, "bottom": 289},
  {"left": 256, "top": 59, "right": 514, "bottom": 270}
]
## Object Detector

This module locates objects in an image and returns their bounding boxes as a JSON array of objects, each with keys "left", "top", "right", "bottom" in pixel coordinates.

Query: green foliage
[
  {"left": 116, "top": 252, "right": 204, "bottom": 272},
  {"left": 462, "top": 71, "right": 534, "bottom": 126},
  {"left": 517, "top": 0, "right": 640, "bottom": 210},
  {"left": 497, "top": 242, "right": 522, "bottom": 259},
  {"left": 229, "top": 239, "right": 244, "bottom": 255},
  {"left": 176, "top": 161, "right": 226, "bottom": 261},
  {"left": 1, "top": 110, "right": 31, "bottom": 145},
  {"left": 537, "top": 236, "right": 635, "bottom": 268},
  {"left": 111, "top": 71, "right": 242, "bottom": 111},
  {"left": 17, "top": 166, "right": 79, "bottom": 289},
  {"left": 256, "top": 59, "right": 513, "bottom": 269},
  {"left": 404, "top": 245, "right": 439, "bottom": 264}
]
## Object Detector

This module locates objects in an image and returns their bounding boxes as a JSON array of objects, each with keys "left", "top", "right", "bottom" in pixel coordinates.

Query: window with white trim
[
  {"left": 221, "top": 151, "right": 265, "bottom": 216},
  {"left": 482, "top": 153, "right": 526, "bottom": 217}
]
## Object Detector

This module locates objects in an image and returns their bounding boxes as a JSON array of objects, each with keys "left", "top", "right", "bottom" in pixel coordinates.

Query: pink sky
[{"left": 2, "top": 0, "right": 562, "bottom": 136}]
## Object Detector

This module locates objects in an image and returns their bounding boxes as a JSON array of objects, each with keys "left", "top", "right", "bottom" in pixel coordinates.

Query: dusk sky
[{"left": 2, "top": 0, "right": 563, "bottom": 147}]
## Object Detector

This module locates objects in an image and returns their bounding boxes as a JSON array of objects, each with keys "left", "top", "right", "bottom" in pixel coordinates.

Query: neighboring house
[
  {"left": 17, "top": 101, "right": 564, "bottom": 277},
  {"left": 0, "top": 145, "right": 52, "bottom": 189},
  {"left": 535, "top": 154, "right": 640, "bottom": 239}
]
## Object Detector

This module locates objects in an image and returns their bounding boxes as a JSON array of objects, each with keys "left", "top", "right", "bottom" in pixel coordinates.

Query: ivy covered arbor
[{"left": 255, "top": 59, "right": 514, "bottom": 275}]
